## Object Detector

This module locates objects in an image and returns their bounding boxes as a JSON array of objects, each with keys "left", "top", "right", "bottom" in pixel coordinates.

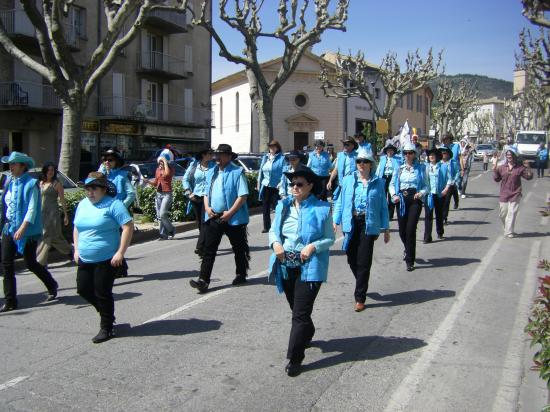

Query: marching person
[
  {"left": 376, "top": 143, "right": 401, "bottom": 220},
  {"left": 459, "top": 140, "right": 474, "bottom": 198},
  {"left": 268, "top": 164, "right": 334, "bottom": 377},
  {"left": 149, "top": 156, "right": 175, "bottom": 241},
  {"left": 258, "top": 140, "right": 285, "bottom": 233},
  {"left": 536, "top": 142, "right": 548, "bottom": 178},
  {"left": 183, "top": 148, "right": 215, "bottom": 254},
  {"left": 439, "top": 146, "right": 459, "bottom": 225},
  {"left": 389, "top": 143, "right": 428, "bottom": 271},
  {"left": 280, "top": 150, "right": 304, "bottom": 200},
  {"left": 307, "top": 140, "right": 332, "bottom": 201},
  {"left": 333, "top": 150, "right": 389, "bottom": 312},
  {"left": 74, "top": 172, "right": 133, "bottom": 343},
  {"left": 189, "top": 144, "right": 250, "bottom": 293},
  {"left": 493, "top": 147, "right": 533, "bottom": 238},
  {"left": 423, "top": 148, "right": 452, "bottom": 243},
  {"left": 326, "top": 137, "right": 358, "bottom": 200},
  {"left": 440, "top": 134, "right": 461, "bottom": 209},
  {"left": 36, "top": 162, "right": 72, "bottom": 266},
  {"left": 0, "top": 152, "right": 59, "bottom": 312},
  {"left": 99, "top": 148, "right": 136, "bottom": 210},
  {"left": 355, "top": 133, "right": 374, "bottom": 156}
]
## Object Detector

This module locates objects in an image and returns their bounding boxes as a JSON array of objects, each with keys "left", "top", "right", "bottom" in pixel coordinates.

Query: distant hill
[{"left": 429, "top": 74, "right": 513, "bottom": 100}]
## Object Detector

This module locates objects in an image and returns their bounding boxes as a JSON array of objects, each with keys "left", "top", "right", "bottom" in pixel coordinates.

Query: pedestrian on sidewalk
[
  {"left": 440, "top": 146, "right": 459, "bottom": 225},
  {"left": 280, "top": 150, "right": 305, "bottom": 200},
  {"left": 148, "top": 156, "right": 175, "bottom": 241},
  {"left": 333, "top": 150, "right": 389, "bottom": 312},
  {"left": 0, "top": 152, "right": 59, "bottom": 312},
  {"left": 459, "top": 140, "right": 473, "bottom": 198},
  {"left": 375, "top": 143, "right": 401, "bottom": 220},
  {"left": 258, "top": 140, "right": 285, "bottom": 233},
  {"left": 493, "top": 147, "right": 533, "bottom": 238},
  {"left": 268, "top": 164, "right": 334, "bottom": 377},
  {"left": 536, "top": 142, "right": 548, "bottom": 178},
  {"left": 307, "top": 140, "right": 332, "bottom": 201},
  {"left": 183, "top": 148, "right": 215, "bottom": 255},
  {"left": 189, "top": 144, "right": 250, "bottom": 294},
  {"left": 73, "top": 172, "right": 134, "bottom": 343},
  {"left": 482, "top": 151, "right": 489, "bottom": 171},
  {"left": 327, "top": 137, "right": 358, "bottom": 201},
  {"left": 389, "top": 143, "right": 428, "bottom": 272},
  {"left": 423, "top": 148, "right": 452, "bottom": 243},
  {"left": 36, "top": 162, "right": 73, "bottom": 267}
]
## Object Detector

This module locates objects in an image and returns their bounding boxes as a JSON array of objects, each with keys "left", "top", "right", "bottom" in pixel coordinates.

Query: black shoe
[
  {"left": 261, "top": 229, "right": 269, "bottom": 233},
  {"left": 46, "top": 283, "right": 58, "bottom": 302},
  {"left": 92, "top": 328, "right": 114, "bottom": 344},
  {"left": 423, "top": 238, "right": 432, "bottom": 244},
  {"left": 189, "top": 278, "right": 209, "bottom": 293},
  {"left": 444, "top": 219, "right": 449, "bottom": 225},
  {"left": 158, "top": 237, "right": 167, "bottom": 241},
  {"left": 406, "top": 264, "right": 415, "bottom": 272},
  {"left": 453, "top": 204, "right": 458, "bottom": 210},
  {"left": 232, "top": 275, "right": 247, "bottom": 286},
  {"left": 437, "top": 234, "right": 445, "bottom": 240},
  {"left": 0, "top": 302, "right": 18, "bottom": 312},
  {"left": 285, "top": 362, "right": 302, "bottom": 377}
]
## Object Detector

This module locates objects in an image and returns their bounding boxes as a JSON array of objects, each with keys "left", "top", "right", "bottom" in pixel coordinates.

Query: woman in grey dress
[{"left": 36, "top": 162, "right": 72, "bottom": 266}]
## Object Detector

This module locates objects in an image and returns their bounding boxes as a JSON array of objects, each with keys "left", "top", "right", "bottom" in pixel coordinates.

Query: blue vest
[
  {"left": 393, "top": 162, "right": 427, "bottom": 196},
  {"left": 107, "top": 168, "right": 132, "bottom": 204},
  {"left": 336, "top": 150, "right": 357, "bottom": 184},
  {"left": 376, "top": 155, "right": 400, "bottom": 178},
  {"left": 334, "top": 173, "right": 389, "bottom": 250},
  {"left": 308, "top": 151, "right": 332, "bottom": 177},
  {"left": 258, "top": 153, "right": 285, "bottom": 200},
  {"left": 538, "top": 148, "right": 548, "bottom": 161},
  {"left": 268, "top": 195, "right": 331, "bottom": 291},
  {"left": 425, "top": 162, "right": 448, "bottom": 196},
  {"left": 205, "top": 163, "right": 249, "bottom": 226},
  {"left": 279, "top": 163, "right": 292, "bottom": 198},
  {"left": 440, "top": 160, "right": 458, "bottom": 184},
  {"left": 183, "top": 159, "right": 216, "bottom": 192}
]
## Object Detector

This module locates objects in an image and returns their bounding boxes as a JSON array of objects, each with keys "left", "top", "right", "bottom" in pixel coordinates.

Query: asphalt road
[{"left": 1, "top": 162, "right": 549, "bottom": 411}]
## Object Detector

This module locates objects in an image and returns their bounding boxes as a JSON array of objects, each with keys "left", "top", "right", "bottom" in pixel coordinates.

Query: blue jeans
[{"left": 155, "top": 192, "right": 174, "bottom": 239}]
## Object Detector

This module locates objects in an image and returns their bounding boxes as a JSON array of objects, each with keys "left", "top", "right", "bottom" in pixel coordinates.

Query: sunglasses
[
  {"left": 356, "top": 159, "right": 371, "bottom": 164},
  {"left": 404, "top": 151, "right": 416, "bottom": 155},
  {"left": 287, "top": 156, "right": 299, "bottom": 160},
  {"left": 289, "top": 182, "right": 309, "bottom": 188},
  {"left": 343, "top": 143, "right": 353, "bottom": 147},
  {"left": 105, "top": 158, "right": 116, "bottom": 162},
  {"left": 85, "top": 185, "right": 102, "bottom": 191}
]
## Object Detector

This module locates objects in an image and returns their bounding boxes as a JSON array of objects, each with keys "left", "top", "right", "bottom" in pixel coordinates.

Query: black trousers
[
  {"left": 77, "top": 259, "right": 116, "bottom": 330},
  {"left": 282, "top": 267, "right": 321, "bottom": 364},
  {"left": 483, "top": 162, "right": 488, "bottom": 171},
  {"left": 383, "top": 175, "right": 396, "bottom": 219},
  {"left": 461, "top": 168, "right": 470, "bottom": 195},
  {"left": 317, "top": 177, "right": 329, "bottom": 201},
  {"left": 537, "top": 159, "right": 547, "bottom": 177},
  {"left": 190, "top": 197, "right": 206, "bottom": 252},
  {"left": 2, "top": 234, "right": 57, "bottom": 304},
  {"left": 346, "top": 217, "right": 377, "bottom": 304},
  {"left": 262, "top": 187, "right": 279, "bottom": 231},
  {"left": 451, "top": 183, "right": 459, "bottom": 208},
  {"left": 199, "top": 219, "right": 249, "bottom": 283},
  {"left": 424, "top": 195, "right": 444, "bottom": 241},
  {"left": 442, "top": 185, "right": 457, "bottom": 222},
  {"left": 397, "top": 194, "right": 423, "bottom": 265}
]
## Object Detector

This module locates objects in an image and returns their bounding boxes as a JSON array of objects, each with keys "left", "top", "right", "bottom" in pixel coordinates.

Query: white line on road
[
  {"left": 142, "top": 236, "right": 345, "bottom": 324},
  {"left": 0, "top": 376, "right": 28, "bottom": 391},
  {"left": 491, "top": 240, "right": 541, "bottom": 412},
  {"left": 384, "top": 236, "right": 504, "bottom": 412},
  {"left": 470, "top": 174, "right": 483, "bottom": 182}
]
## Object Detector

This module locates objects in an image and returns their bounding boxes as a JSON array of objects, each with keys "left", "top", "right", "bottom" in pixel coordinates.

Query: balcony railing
[
  {"left": 0, "top": 81, "right": 61, "bottom": 110},
  {"left": 99, "top": 96, "right": 213, "bottom": 126},
  {"left": 0, "top": 9, "right": 35, "bottom": 37},
  {"left": 137, "top": 51, "right": 186, "bottom": 79},
  {"left": 143, "top": 8, "right": 188, "bottom": 33}
]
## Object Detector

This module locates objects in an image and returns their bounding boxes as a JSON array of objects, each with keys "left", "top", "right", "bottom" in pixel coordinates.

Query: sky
[{"left": 211, "top": 0, "right": 534, "bottom": 82}]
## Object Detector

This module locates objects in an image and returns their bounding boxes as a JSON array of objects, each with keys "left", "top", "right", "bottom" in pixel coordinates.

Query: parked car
[
  {"left": 127, "top": 161, "right": 186, "bottom": 187},
  {"left": 473, "top": 144, "right": 496, "bottom": 161},
  {"left": 234, "top": 154, "right": 262, "bottom": 173},
  {"left": 0, "top": 168, "right": 79, "bottom": 195},
  {"left": 174, "top": 157, "right": 193, "bottom": 171}
]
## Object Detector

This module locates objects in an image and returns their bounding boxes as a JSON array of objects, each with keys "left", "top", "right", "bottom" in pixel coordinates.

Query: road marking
[
  {"left": 0, "top": 376, "right": 28, "bottom": 391},
  {"left": 384, "top": 236, "right": 503, "bottom": 412},
  {"left": 491, "top": 240, "right": 541, "bottom": 411},
  {"left": 470, "top": 174, "right": 483, "bottom": 181},
  {"left": 142, "top": 236, "right": 345, "bottom": 324}
]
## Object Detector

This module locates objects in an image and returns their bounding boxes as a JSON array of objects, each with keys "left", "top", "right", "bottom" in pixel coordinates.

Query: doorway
[
  {"left": 294, "top": 132, "right": 309, "bottom": 150},
  {"left": 11, "top": 132, "right": 23, "bottom": 152}
]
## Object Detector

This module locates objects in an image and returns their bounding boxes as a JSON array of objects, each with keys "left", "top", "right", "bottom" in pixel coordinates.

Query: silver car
[
  {"left": 473, "top": 144, "right": 496, "bottom": 161},
  {"left": 0, "top": 167, "right": 79, "bottom": 195}
]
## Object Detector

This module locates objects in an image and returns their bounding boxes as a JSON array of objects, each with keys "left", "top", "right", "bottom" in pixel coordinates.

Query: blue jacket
[
  {"left": 183, "top": 159, "right": 216, "bottom": 192},
  {"left": 106, "top": 168, "right": 136, "bottom": 209},
  {"left": 333, "top": 172, "right": 389, "bottom": 250},
  {"left": 268, "top": 195, "right": 333, "bottom": 292},
  {"left": 258, "top": 153, "right": 285, "bottom": 200},
  {"left": 205, "top": 162, "right": 249, "bottom": 226},
  {"left": 440, "top": 160, "right": 459, "bottom": 185},
  {"left": 375, "top": 155, "right": 401, "bottom": 178},
  {"left": 307, "top": 151, "right": 332, "bottom": 177},
  {"left": 279, "top": 163, "right": 293, "bottom": 198},
  {"left": 537, "top": 148, "right": 548, "bottom": 161},
  {"left": 424, "top": 162, "right": 450, "bottom": 196},
  {"left": 336, "top": 150, "right": 358, "bottom": 184}
]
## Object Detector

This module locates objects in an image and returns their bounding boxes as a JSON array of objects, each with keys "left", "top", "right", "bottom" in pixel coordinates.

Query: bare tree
[
  {"left": 518, "top": 28, "right": 550, "bottom": 87},
  {"left": 468, "top": 109, "right": 494, "bottom": 139},
  {"left": 433, "top": 78, "right": 477, "bottom": 137},
  {"left": 501, "top": 93, "right": 534, "bottom": 136},
  {"left": 522, "top": 0, "right": 550, "bottom": 28},
  {"left": 191, "top": 0, "right": 349, "bottom": 151},
  {"left": 0, "top": 0, "right": 186, "bottom": 179},
  {"left": 319, "top": 48, "right": 443, "bottom": 134}
]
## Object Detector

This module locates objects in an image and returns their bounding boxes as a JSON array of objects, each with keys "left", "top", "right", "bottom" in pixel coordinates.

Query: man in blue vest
[
  {"left": 440, "top": 134, "right": 461, "bottom": 209},
  {"left": 326, "top": 137, "right": 358, "bottom": 199},
  {"left": 189, "top": 144, "right": 250, "bottom": 293},
  {"left": 0, "top": 152, "right": 58, "bottom": 312}
]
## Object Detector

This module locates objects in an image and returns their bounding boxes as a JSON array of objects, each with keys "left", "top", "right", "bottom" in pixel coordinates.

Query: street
[{"left": 1, "top": 162, "right": 549, "bottom": 412}]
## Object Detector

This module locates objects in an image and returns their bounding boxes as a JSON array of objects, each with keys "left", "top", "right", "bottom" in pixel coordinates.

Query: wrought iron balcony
[
  {"left": 137, "top": 51, "right": 187, "bottom": 79},
  {"left": 0, "top": 81, "right": 61, "bottom": 110},
  {"left": 143, "top": 8, "right": 188, "bottom": 34}
]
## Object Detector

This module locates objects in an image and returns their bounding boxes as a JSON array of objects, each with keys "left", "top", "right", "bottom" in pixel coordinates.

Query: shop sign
[
  {"left": 82, "top": 120, "right": 99, "bottom": 132},
  {"left": 103, "top": 122, "right": 139, "bottom": 135},
  {"left": 144, "top": 124, "right": 206, "bottom": 140}
]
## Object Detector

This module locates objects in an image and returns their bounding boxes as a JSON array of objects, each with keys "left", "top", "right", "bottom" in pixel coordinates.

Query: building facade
[
  {"left": 462, "top": 97, "right": 505, "bottom": 142},
  {"left": 0, "top": 0, "right": 212, "bottom": 177},
  {"left": 391, "top": 86, "right": 433, "bottom": 138}
]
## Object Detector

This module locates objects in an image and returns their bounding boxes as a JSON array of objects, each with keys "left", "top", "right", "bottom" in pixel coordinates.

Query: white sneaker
[{"left": 461, "top": 194, "right": 466, "bottom": 199}]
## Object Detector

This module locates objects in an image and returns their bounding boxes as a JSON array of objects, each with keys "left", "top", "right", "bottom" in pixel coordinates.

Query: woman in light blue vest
[
  {"left": 333, "top": 150, "right": 390, "bottom": 312},
  {"left": 327, "top": 137, "right": 358, "bottom": 200},
  {"left": 376, "top": 144, "right": 401, "bottom": 220},
  {"left": 439, "top": 146, "right": 459, "bottom": 225},
  {"left": 423, "top": 148, "right": 452, "bottom": 244},
  {"left": 99, "top": 148, "right": 136, "bottom": 210},
  {"left": 279, "top": 150, "right": 304, "bottom": 199},
  {"left": 258, "top": 140, "right": 285, "bottom": 233},
  {"left": 268, "top": 164, "right": 334, "bottom": 377},
  {"left": 307, "top": 140, "right": 332, "bottom": 200},
  {"left": 389, "top": 143, "right": 428, "bottom": 272},
  {"left": 183, "top": 148, "right": 215, "bottom": 255}
]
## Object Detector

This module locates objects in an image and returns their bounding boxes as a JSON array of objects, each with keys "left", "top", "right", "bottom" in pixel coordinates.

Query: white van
[{"left": 515, "top": 131, "right": 548, "bottom": 160}]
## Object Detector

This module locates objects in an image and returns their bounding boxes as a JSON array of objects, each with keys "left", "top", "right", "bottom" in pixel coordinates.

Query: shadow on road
[
  {"left": 113, "top": 270, "right": 200, "bottom": 288},
  {"left": 305, "top": 335, "right": 426, "bottom": 372},
  {"left": 442, "top": 236, "right": 489, "bottom": 242},
  {"left": 205, "top": 276, "right": 269, "bottom": 293},
  {"left": 415, "top": 257, "right": 481, "bottom": 267},
  {"left": 115, "top": 318, "right": 222, "bottom": 337},
  {"left": 330, "top": 250, "right": 346, "bottom": 256},
  {"left": 464, "top": 193, "right": 499, "bottom": 199},
  {"left": 365, "top": 289, "right": 455, "bottom": 308},
  {"left": 58, "top": 291, "right": 142, "bottom": 306},
  {"left": 449, "top": 220, "right": 489, "bottom": 225},
  {"left": 513, "top": 232, "right": 550, "bottom": 238},
  {"left": 459, "top": 207, "right": 493, "bottom": 212}
]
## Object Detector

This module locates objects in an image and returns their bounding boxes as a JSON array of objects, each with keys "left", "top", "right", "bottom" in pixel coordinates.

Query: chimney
[{"left": 513, "top": 70, "right": 527, "bottom": 95}]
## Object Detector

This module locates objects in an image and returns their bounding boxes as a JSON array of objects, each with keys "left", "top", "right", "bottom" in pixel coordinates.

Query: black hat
[
  {"left": 383, "top": 144, "right": 398, "bottom": 154},
  {"left": 213, "top": 144, "right": 238, "bottom": 160},
  {"left": 426, "top": 148, "right": 441, "bottom": 159},
  {"left": 194, "top": 147, "right": 214, "bottom": 160},
  {"left": 284, "top": 164, "right": 322, "bottom": 196},
  {"left": 438, "top": 146, "right": 453, "bottom": 159},
  {"left": 314, "top": 140, "right": 326, "bottom": 147},
  {"left": 285, "top": 150, "right": 305, "bottom": 161},
  {"left": 84, "top": 172, "right": 117, "bottom": 197},
  {"left": 341, "top": 137, "right": 358, "bottom": 150},
  {"left": 101, "top": 148, "right": 123, "bottom": 160}
]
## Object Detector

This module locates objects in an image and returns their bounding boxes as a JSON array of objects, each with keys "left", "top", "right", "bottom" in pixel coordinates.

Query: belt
[
  {"left": 353, "top": 211, "right": 366, "bottom": 217},
  {"left": 400, "top": 188, "right": 417, "bottom": 197}
]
